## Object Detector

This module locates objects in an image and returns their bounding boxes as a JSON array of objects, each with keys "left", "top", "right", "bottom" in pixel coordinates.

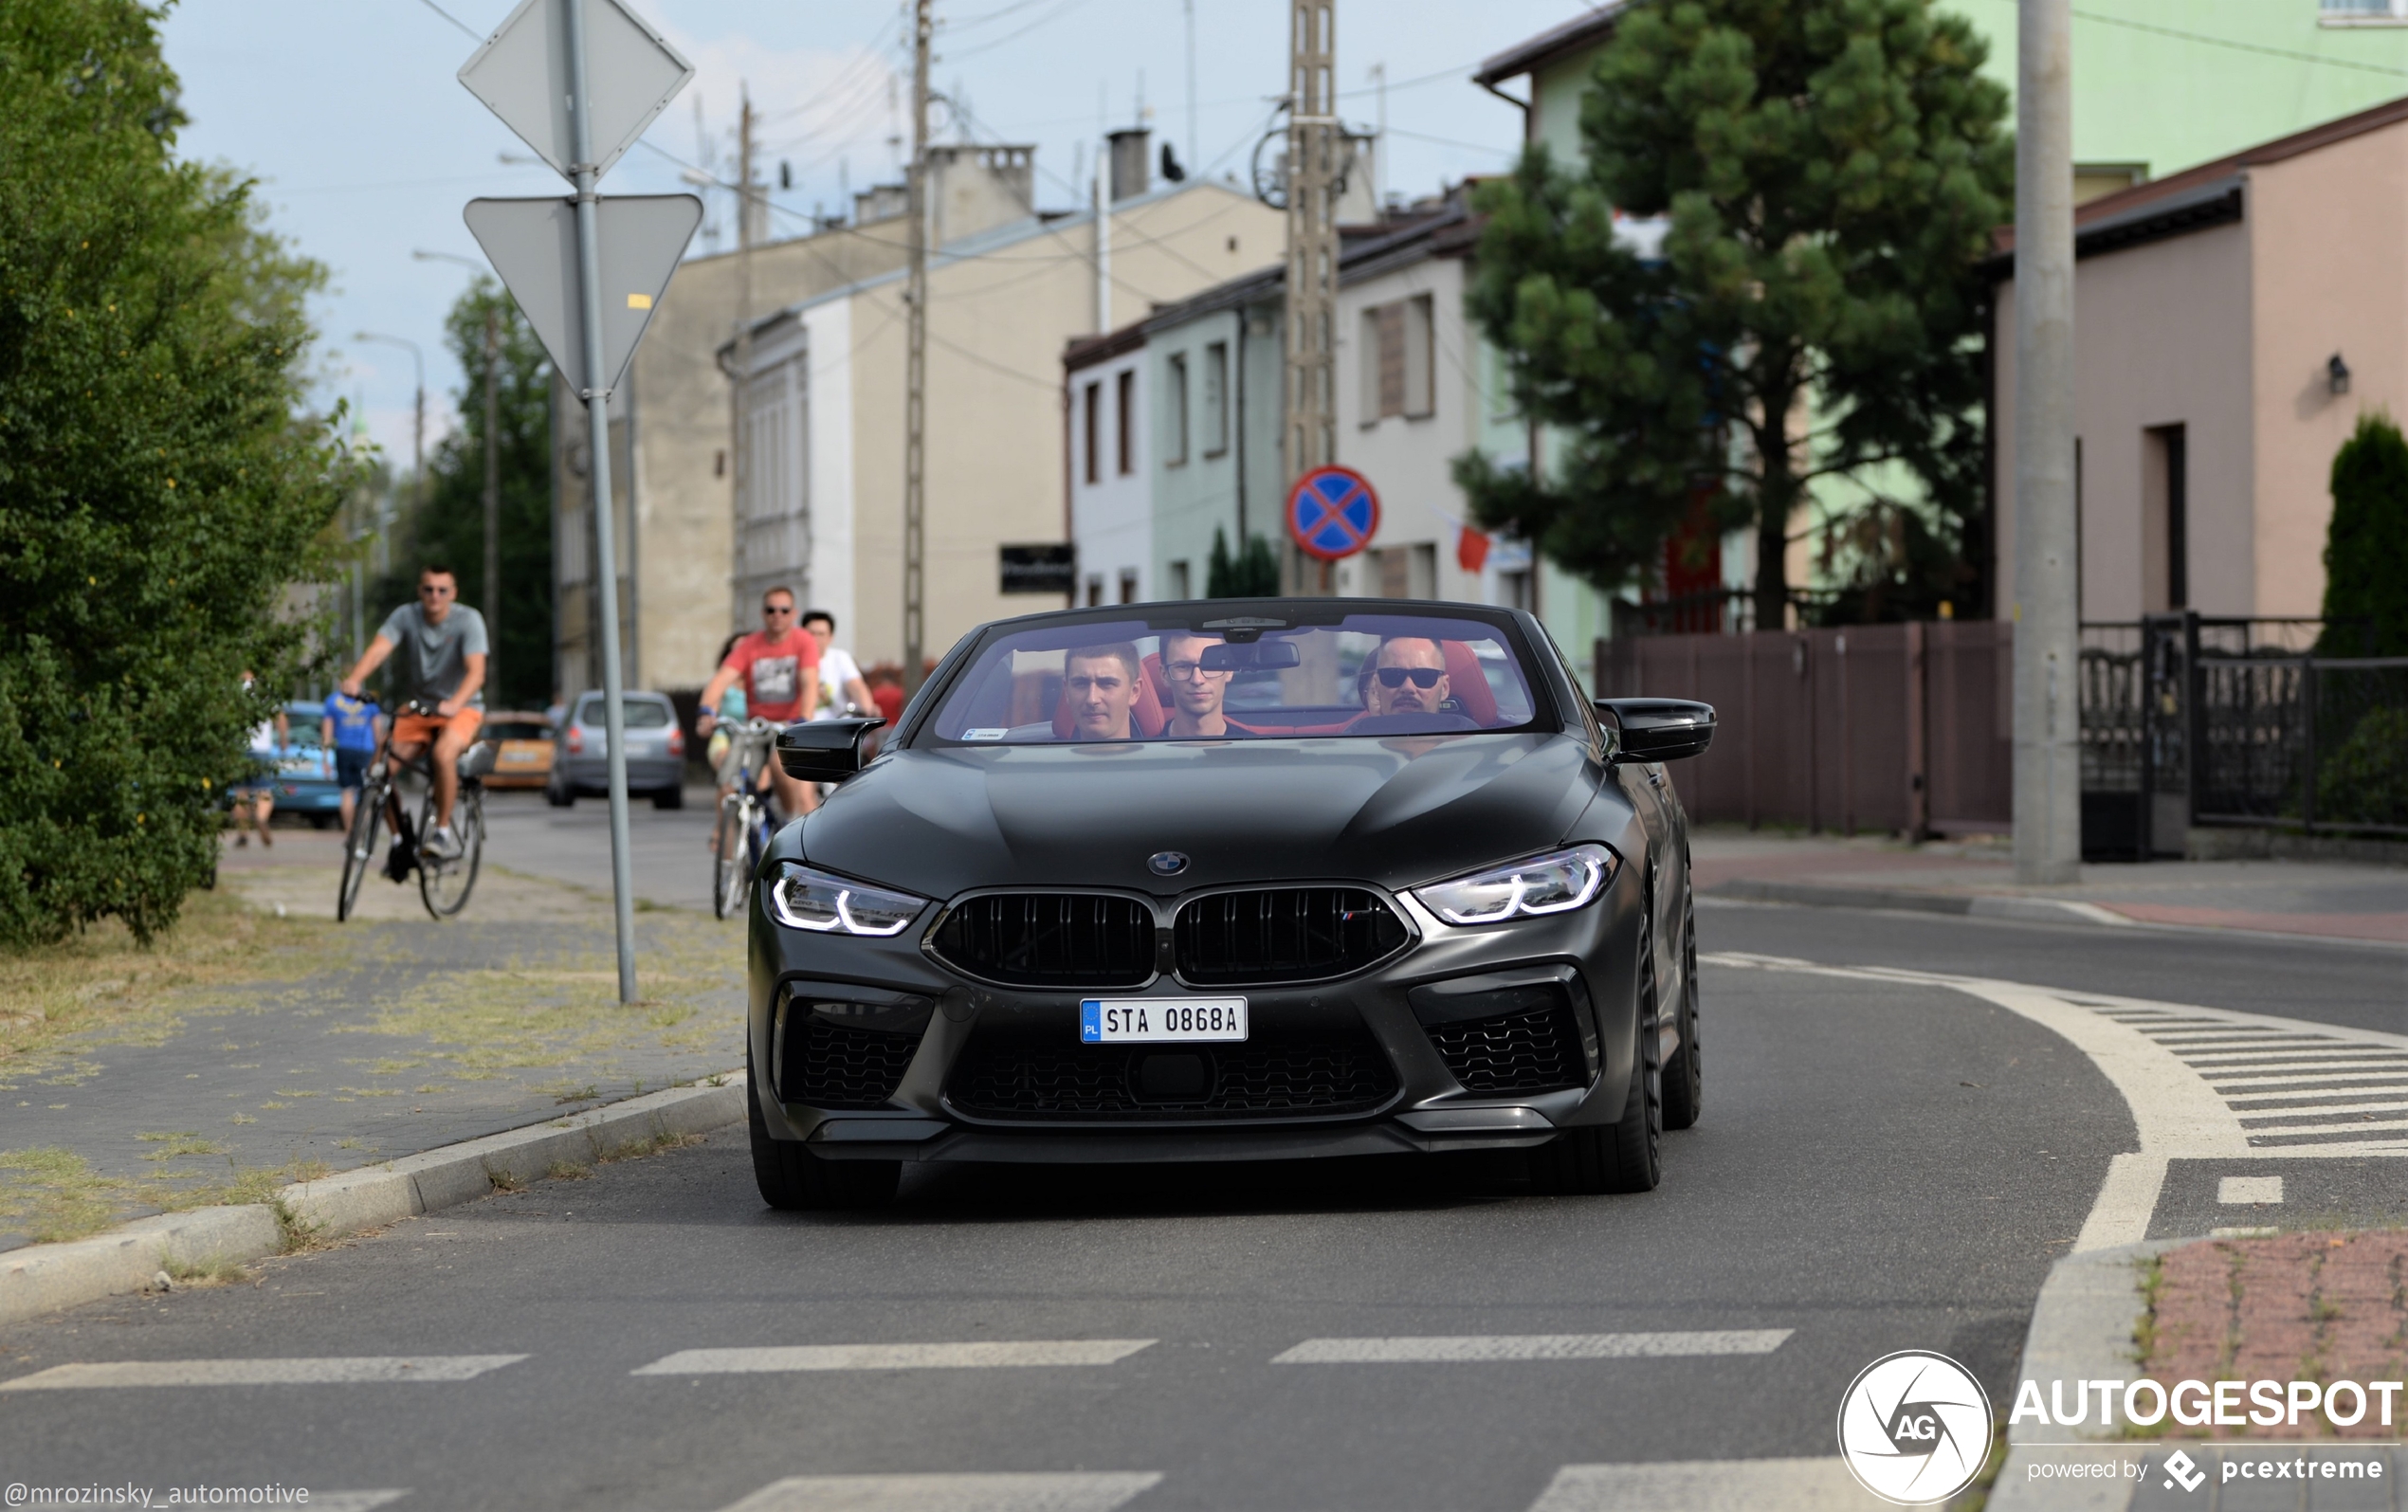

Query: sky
[{"left": 158, "top": 0, "right": 1600, "bottom": 467}]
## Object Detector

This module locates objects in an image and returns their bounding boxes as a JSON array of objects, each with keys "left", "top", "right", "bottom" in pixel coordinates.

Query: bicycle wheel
[
  {"left": 419, "top": 787, "right": 483, "bottom": 919},
  {"left": 336, "top": 780, "right": 385, "bottom": 922},
  {"left": 712, "top": 796, "right": 750, "bottom": 920}
]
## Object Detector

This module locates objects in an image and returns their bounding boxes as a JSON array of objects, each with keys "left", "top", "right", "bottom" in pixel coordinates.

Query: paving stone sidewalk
[
  {"left": 0, "top": 829, "right": 745, "bottom": 1248},
  {"left": 1689, "top": 828, "right": 2408, "bottom": 943}
]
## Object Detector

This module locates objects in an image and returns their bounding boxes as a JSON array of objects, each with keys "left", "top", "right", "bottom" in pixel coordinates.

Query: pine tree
[{"left": 2317, "top": 412, "right": 2408, "bottom": 657}]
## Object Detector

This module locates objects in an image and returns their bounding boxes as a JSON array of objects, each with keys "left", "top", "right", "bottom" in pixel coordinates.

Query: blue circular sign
[{"left": 1286, "top": 465, "right": 1381, "bottom": 562}]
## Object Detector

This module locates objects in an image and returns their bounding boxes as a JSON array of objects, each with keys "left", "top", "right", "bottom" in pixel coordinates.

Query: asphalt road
[
  {"left": 481, "top": 784, "right": 723, "bottom": 914},
  {"left": 0, "top": 906, "right": 2396, "bottom": 1511}
]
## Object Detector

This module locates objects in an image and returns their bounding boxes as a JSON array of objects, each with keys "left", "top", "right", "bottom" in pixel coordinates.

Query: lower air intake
[
  {"left": 780, "top": 1015, "right": 921, "bottom": 1108},
  {"left": 1426, "top": 1005, "right": 1586, "bottom": 1094},
  {"left": 947, "top": 1023, "right": 1398, "bottom": 1120}
]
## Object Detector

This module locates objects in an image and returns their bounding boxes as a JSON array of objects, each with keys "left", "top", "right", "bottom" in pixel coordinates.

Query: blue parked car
[{"left": 272, "top": 701, "right": 347, "bottom": 829}]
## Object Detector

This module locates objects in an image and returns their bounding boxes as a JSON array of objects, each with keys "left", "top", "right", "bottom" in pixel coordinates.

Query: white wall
[
  {"left": 803, "top": 299, "right": 856, "bottom": 649},
  {"left": 1069, "top": 347, "right": 1151, "bottom": 606}
]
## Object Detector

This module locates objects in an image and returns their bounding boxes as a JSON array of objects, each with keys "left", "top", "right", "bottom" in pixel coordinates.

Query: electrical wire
[
  {"left": 939, "top": 0, "right": 1095, "bottom": 60},
  {"left": 412, "top": 0, "right": 481, "bottom": 41}
]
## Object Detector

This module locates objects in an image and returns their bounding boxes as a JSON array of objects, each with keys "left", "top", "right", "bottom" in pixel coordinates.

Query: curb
[
  {"left": 1984, "top": 1237, "right": 2182, "bottom": 1512},
  {"left": 0, "top": 1072, "right": 747, "bottom": 1328},
  {"left": 1707, "top": 877, "right": 2135, "bottom": 928}
]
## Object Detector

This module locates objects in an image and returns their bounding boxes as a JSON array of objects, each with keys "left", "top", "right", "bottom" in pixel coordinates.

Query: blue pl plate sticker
[
  {"left": 964, "top": 728, "right": 1009, "bottom": 741},
  {"left": 1081, "top": 999, "right": 1103, "bottom": 1043}
]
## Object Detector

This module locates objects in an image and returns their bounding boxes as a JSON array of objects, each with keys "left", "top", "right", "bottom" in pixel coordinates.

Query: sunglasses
[
  {"left": 762, "top": 604, "right": 794, "bottom": 616},
  {"left": 419, "top": 584, "right": 454, "bottom": 597},
  {"left": 1372, "top": 666, "right": 1444, "bottom": 689}
]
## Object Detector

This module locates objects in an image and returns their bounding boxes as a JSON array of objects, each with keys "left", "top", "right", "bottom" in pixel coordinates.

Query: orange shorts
[{"left": 392, "top": 706, "right": 483, "bottom": 748}]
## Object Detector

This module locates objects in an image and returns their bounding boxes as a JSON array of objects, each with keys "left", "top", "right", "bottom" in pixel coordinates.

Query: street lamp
[{"left": 415, "top": 249, "right": 505, "bottom": 704}]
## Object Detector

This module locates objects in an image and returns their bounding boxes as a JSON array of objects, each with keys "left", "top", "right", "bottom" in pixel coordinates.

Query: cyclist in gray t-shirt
[{"left": 339, "top": 565, "right": 489, "bottom": 858}]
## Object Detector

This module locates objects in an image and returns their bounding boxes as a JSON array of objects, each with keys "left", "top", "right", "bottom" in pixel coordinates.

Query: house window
[
  {"left": 1119, "top": 568, "right": 1140, "bottom": 604},
  {"left": 1168, "top": 560, "right": 1191, "bottom": 598},
  {"left": 1360, "top": 295, "right": 1433, "bottom": 425},
  {"left": 2143, "top": 424, "right": 2188, "bottom": 611},
  {"left": 1085, "top": 574, "right": 1104, "bottom": 608},
  {"left": 1116, "top": 369, "right": 1136, "bottom": 476},
  {"left": 1497, "top": 569, "right": 1533, "bottom": 612},
  {"left": 1203, "top": 341, "right": 1229, "bottom": 456},
  {"left": 1083, "top": 381, "right": 1101, "bottom": 484},
  {"left": 1375, "top": 542, "right": 1436, "bottom": 600},
  {"left": 1166, "top": 354, "right": 1190, "bottom": 466}
]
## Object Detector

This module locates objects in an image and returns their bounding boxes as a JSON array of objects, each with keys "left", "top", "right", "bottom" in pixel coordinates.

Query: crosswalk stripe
[
  {"left": 1271, "top": 1330, "right": 1792, "bottom": 1364},
  {"left": 0, "top": 1356, "right": 524, "bottom": 1390},
  {"left": 633, "top": 1341, "right": 1156, "bottom": 1375},
  {"left": 714, "top": 1473, "right": 1163, "bottom": 1512},
  {"left": 1523, "top": 1459, "right": 1882, "bottom": 1511}
]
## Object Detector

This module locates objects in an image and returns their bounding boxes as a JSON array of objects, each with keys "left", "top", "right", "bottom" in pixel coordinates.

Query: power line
[
  {"left": 412, "top": 0, "right": 480, "bottom": 41},
  {"left": 939, "top": 0, "right": 1095, "bottom": 60}
]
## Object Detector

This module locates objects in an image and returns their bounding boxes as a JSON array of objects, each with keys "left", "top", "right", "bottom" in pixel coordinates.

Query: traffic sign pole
[{"left": 565, "top": 0, "right": 640, "bottom": 1004}]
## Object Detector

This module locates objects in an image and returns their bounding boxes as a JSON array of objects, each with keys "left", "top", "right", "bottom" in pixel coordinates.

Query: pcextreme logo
[{"left": 1836, "top": 1351, "right": 1995, "bottom": 1505}]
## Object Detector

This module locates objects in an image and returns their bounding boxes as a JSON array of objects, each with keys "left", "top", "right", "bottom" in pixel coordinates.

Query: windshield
[{"left": 924, "top": 610, "right": 1546, "bottom": 745}]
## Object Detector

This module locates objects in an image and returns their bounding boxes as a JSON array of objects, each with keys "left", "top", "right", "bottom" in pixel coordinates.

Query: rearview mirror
[
  {"left": 1594, "top": 698, "right": 1716, "bottom": 762},
  {"left": 1200, "top": 639, "right": 1302, "bottom": 671},
  {"left": 777, "top": 718, "right": 887, "bottom": 783}
]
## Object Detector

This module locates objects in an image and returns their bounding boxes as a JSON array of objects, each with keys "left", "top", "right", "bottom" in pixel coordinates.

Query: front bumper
[{"left": 746, "top": 866, "right": 1647, "bottom": 1164}]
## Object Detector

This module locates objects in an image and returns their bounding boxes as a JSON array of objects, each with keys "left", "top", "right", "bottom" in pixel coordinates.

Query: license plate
[{"left": 1080, "top": 997, "right": 1249, "bottom": 1044}]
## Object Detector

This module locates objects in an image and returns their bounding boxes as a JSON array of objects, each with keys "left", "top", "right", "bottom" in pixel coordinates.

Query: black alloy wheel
[
  {"left": 746, "top": 1049, "right": 902, "bottom": 1211},
  {"left": 1661, "top": 881, "right": 1704, "bottom": 1131},
  {"left": 1529, "top": 896, "right": 1662, "bottom": 1195}
]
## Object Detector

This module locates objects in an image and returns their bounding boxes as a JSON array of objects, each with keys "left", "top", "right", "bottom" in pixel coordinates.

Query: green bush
[
  {"left": 2318, "top": 413, "right": 2408, "bottom": 657},
  {"left": 0, "top": 0, "right": 354, "bottom": 946},
  {"left": 2316, "top": 703, "right": 2408, "bottom": 829}
]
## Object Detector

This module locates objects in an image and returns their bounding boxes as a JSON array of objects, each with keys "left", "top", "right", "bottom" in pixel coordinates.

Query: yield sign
[
  {"left": 464, "top": 194, "right": 701, "bottom": 394},
  {"left": 458, "top": 0, "right": 693, "bottom": 183},
  {"left": 1286, "top": 465, "right": 1381, "bottom": 561}
]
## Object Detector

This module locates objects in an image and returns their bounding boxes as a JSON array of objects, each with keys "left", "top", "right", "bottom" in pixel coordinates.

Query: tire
[
  {"left": 336, "top": 782, "right": 385, "bottom": 923},
  {"left": 747, "top": 1050, "right": 900, "bottom": 1211},
  {"left": 712, "top": 798, "right": 751, "bottom": 920},
  {"left": 1661, "top": 884, "right": 1704, "bottom": 1132},
  {"left": 419, "top": 788, "right": 483, "bottom": 919},
  {"left": 652, "top": 784, "right": 684, "bottom": 811},
  {"left": 546, "top": 775, "right": 574, "bottom": 808},
  {"left": 310, "top": 813, "right": 336, "bottom": 830},
  {"left": 1530, "top": 902, "right": 1662, "bottom": 1195}
]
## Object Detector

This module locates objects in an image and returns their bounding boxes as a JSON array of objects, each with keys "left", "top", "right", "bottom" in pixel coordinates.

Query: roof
[
  {"left": 1988, "top": 91, "right": 2408, "bottom": 274},
  {"left": 1063, "top": 320, "right": 1149, "bottom": 373},
  {"left": 1473, "top": 4, "right": 1631, "bottom": 88}
]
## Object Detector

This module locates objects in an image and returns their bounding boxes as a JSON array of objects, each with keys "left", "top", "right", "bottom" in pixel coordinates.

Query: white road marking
[
  {"left": 713, "top": 1473, "right": 1163, "bottom": 1512},
  {"left": 1523, "top": 1459, "right": 1885, "bottom": 1511},
  {"left": 0, "top": 1356, "right": 525, "bottom": 1390},
  {"left": 1271, "top": 1330, "right": 1792, "bottom": 1364},
  {"left": 2217, "top": 1175, "right": 2283, "bottom": 1204},
  {"left": 1701, "top": 954, "right": 2408, "bottom": 1250},
  {"left": 632, "top": 1340, "right": 1156, "bottom": 1375}
]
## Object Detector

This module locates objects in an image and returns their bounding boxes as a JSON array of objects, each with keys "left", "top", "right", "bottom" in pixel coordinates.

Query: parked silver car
[{"left": 545, "top": 691, "right": 687, "bottom": 810}]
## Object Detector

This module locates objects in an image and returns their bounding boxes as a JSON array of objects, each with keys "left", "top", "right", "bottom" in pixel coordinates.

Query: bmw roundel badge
[{"left": 1147, "top": 851, "right": 1190, "bottom": 877}]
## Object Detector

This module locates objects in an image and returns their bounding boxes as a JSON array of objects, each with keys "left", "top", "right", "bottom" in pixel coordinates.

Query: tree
[
  {"left": 0, "top": 0, "right": 356, "bottom": 947},
  {"left": 2316, "top": 412, "right": 2408, "bottom": 658},
  {"left": 1206, "top": 527, "right": 1281, "bottom": 598},
  {"left": 367, "top": 280, "right": 553, "bottom": 708},
  {"left": 1455, "top": 0, "right": 2012, "bottom": 628}
]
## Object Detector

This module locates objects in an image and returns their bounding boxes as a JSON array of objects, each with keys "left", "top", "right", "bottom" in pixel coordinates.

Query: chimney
[{"left": 1106, "top": 127, "right": 1150, "bottom": 202}]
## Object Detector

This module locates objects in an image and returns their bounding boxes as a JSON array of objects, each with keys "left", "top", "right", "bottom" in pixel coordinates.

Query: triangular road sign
[
  {"left": 464, "top": 194, "right": 701, "bottom": 394},
  {"left": 458, "top": 0, "right": 693, "bottom": 183}
]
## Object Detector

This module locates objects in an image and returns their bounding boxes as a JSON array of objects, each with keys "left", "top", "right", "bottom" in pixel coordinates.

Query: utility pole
[
  {"left": 482, "top": 303, "right": 502, "bottom": 703},
  {"left": 2013, "top": 0, "right": 2080, "bottom": 885},
  {"left": 1093, "top": 141, "right": 1110, "bottom": 333},
  {"left": 1370, "top": 62, "right": 1386, "bottom": 211},
  {"left": 1285, "top": 0, "right": 1338, "bottom": 589},
  {"left": 902, "top": 0, "right": 932, "bottom": 693},
  {"left": 1184, "top": 0, "right": 1198, "bottom": 180},
  {"left": 730, "top": 85, "right": 757, "bottom": 632}
]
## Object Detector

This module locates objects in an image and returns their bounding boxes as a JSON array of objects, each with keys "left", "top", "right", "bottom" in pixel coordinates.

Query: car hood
[{"left": 799, "top": 733, "right": 1604, "bottom": 899}]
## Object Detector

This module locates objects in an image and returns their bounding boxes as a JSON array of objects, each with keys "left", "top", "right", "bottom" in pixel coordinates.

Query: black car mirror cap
[
  {"left": 1593, "top": 698, "right": 1717, "bottom": 763},
  {"left": 1199, "top": 639, "right": 1302, "bottom": 671},
  {"left": 776, "top": 717, "right": 887, "bottom": 782}
]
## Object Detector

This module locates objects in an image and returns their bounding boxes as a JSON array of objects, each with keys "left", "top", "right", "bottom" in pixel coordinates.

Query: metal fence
[{"left": 1592, "top": 620, "right": 2013, "bottom": 836}]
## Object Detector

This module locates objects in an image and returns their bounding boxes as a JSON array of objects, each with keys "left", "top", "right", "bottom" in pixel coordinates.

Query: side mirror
[
  {"left": 1594, "top": 698, "right": 1716, "bottom": 762},
  {"left": 777, "top": 718, "right": 886, "bottom": 782}
]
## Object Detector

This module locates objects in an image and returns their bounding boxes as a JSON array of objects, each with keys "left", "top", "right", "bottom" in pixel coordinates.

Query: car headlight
[
  {"left": 766, "top": 862, "right": 927, "bottom": 937},
  {"left": 1412, "top": 844, "right": 1616, "bottom": 925}
]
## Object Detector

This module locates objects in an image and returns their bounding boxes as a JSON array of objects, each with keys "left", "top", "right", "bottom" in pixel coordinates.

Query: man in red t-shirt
[{"left": 698, "top": 586, "right": 822, "bottom": 816}]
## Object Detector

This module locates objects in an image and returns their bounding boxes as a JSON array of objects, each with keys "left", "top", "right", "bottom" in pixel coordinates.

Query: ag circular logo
[
  {"left": 1835, "top": 1350, "right": 1993, "bottom": 1505},
  {"left": 1146, "top": 851, "right": 1190, "bottom": 877}
]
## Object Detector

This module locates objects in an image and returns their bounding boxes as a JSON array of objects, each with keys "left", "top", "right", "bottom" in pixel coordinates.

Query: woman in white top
[
  {"left": 231, "top": 677, "right": 288, "bottom": 849},
  {"left": 801, "top": 610, "right": 876, "bottom": 719}
]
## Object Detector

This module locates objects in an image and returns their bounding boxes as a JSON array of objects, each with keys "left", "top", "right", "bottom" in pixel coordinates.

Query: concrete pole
[
  {"left": 2013, "top": 0, "right": 2081, "bottom": 885},
  {"left": 482, "top": 303, "right": 502, "bottom": 704},
  {"left": 902, "top": 0, "right": 931, "bottom": 694},
  {"left": 565, "top": 0, "right": 640, "bottom": 1002}
]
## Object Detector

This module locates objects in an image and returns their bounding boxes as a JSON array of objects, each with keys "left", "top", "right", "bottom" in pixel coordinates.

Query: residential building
[
  {"left": 1065, "top": 323, "right": 1151, "bottom": 606},
  {"left": 724, "top": 137, "right": 1284, "bottom": 671},
  {"left": 1987, "top": 98, "right": 2408, "bottom": 623}
]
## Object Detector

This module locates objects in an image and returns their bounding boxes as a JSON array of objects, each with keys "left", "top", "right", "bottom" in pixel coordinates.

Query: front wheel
[
  {"left": 419, "top": 787, "right": 483, "bottom": 919},
  {"left": 712, "top": 797, "right": 753, "bottom": 920},
  {"left": 747, "top": 1051, "right": 900, "bottom": 1210},
  {"left": 1530, "top": 904, "right": 1662, "bottom": 1195},
  {"left": 336, "top": 782, "right": 385, "bottom": 922}
]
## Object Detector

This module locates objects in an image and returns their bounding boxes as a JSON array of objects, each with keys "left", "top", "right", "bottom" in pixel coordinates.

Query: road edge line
[
  {"left": 0, "top": 1071, "right": 746, "bottom": 1328},
  {"left": 1704, "top": 879, "right": 2405, "bottom": 951}
]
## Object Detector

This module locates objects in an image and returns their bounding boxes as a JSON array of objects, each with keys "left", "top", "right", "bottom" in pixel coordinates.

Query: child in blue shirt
[{"left": 321, "top": 690, "right": 382, "bottom": 833}]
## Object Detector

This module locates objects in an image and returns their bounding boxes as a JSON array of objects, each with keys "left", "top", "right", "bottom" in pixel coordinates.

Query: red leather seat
[{"left": 1439, "top": 640, "right": 1500, "bottom": 725}]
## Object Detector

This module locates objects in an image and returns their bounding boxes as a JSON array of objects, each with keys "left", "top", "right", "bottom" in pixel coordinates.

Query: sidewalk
[
  {"left": 1690, "top": 828, "right": 2408, "bottom": 944},
  {"left": 0, "top": 828, "right": 744, "bottom": 1251}
]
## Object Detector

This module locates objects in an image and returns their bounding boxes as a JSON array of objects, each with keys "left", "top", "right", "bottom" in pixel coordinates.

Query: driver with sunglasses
[{"left": 1359, "top": 636, "right": 1452, "bottom": 718}]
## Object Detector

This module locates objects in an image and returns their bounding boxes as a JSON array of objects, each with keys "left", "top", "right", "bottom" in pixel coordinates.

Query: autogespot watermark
[
  {"left": 3, "top": 1488, "right": 319, "bottom": 1507},
  {"left": 1837, "top": 1350, "right": 1996, "bottom": 1504}
]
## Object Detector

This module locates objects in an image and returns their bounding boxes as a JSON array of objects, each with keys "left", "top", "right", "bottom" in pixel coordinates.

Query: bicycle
[
  {"left": 710, "top": 717, "right": 784, "bottom": 920},
  {"left": 337, "top": 699, "right": 493, "bottom": 922}
]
